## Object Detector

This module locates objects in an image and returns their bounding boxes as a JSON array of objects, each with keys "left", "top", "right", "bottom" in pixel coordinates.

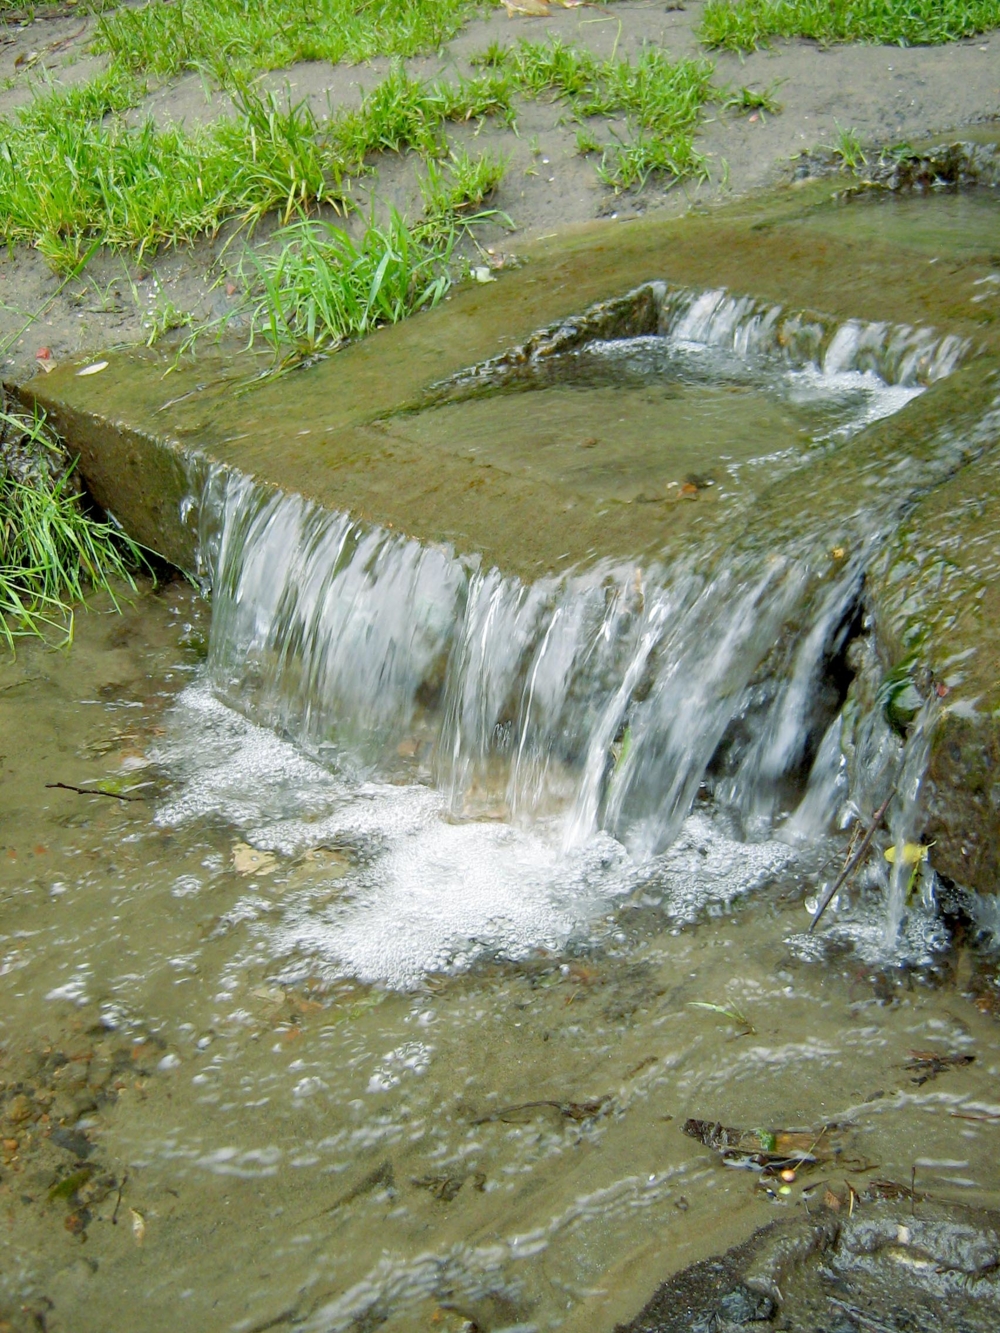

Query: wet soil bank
[{"left": 1, "top": 1, "right": 999, "bottom": 381}]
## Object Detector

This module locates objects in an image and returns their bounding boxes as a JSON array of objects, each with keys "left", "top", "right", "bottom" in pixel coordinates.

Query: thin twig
[
  {"left": 111, "top": 1172, "right": 127, "bottom": 1225},
  {"left": 45, "top": 782, "right": 143, "bottom": 803},
  {"left": 809, "top": 790, "right": 894, "bottom": 933}
]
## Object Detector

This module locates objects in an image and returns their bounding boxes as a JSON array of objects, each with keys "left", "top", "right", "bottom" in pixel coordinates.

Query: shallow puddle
[
  {"left": 794, "top": 186, "right": 1000, "bottom": 262},
  {"left": 382, "top": 330, "right": 920, "bottom": 522},
  {"left": 2, "top": 586, "right": 1000, "bottom": 1333}
]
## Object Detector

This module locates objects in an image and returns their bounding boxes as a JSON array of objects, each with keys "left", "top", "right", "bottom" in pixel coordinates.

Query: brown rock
[{"left": 4, "top": 1094, "right": 33, "bottom": 1125}]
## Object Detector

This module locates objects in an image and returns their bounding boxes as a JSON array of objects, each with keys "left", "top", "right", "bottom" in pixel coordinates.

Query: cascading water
[{"left": 164, "top": 283, "right": 979, "bottom": 983}]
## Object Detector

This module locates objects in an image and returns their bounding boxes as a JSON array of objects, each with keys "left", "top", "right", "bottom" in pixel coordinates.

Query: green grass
[
  {"left": 827, "top": 124, "right": 867, "bottom": 172},
  {"left": 418, "top": 147, "right": 509, "bottom": 237},
  {"left": 0, "top": 401, "right": 146, "bottom": 648},
  {"left": 719, "top": 81, "right": 783, "bottom": 116},
  {"left": 333, "top": 65, "right": 514, "bottom": 161},
  {"left": 701, "top": 0, "right": 1000, "bottom": 50},
  {"left": 0, "top": 65, "right": 516, "bottom": 271},
  {"left": 177, "top": 147, "right": 508, "bottom": 368},
  {"left": 235, "top": 211, "right": 454, "bottom": 364},
  {"left": 0, "top": 19, "right": 726, "bottom": 266},
  {"left": 473, "top": 38, "right": 717, "bottom": 192},
  {"left": 92, "top": 0, "right": 486, "bottom": 83},
  {"left": 595, "top": 130, "right": 708, "bottom": 192}
]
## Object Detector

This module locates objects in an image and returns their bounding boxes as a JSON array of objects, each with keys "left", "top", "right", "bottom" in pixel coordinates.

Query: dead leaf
[
  {"left": 503, "top": 0, "right": 550, "bottom": 14},
  {"left": 130, "top": 1207, "right": 145, "bottom": 1245},
  {"left": 77, "top": 361, "right": 108, "bottom": 377},
  {"left": 904, "top": 1050, "right": 974, "bottom": 1086},
  {"left": 232, "top": 842, "right": 277, "bottom": 876}
]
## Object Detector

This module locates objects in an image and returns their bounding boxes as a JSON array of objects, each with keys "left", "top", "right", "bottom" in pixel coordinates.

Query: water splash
[{"left": 153, "top": 682, "right": 795, "bottom": 987}]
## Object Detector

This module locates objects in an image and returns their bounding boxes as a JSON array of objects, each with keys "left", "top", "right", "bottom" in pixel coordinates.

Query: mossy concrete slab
[
  {"left": 867, "top": 412, "right": 1000, "bottom": 893},
  {"left": 10, "top": 181, "right": 1000, "bottom": 578},
  {"left": 8, "top": 181, "right": 1000, "bottom": 892}
]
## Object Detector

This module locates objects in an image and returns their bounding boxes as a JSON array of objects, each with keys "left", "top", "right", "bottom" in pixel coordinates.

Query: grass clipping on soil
[
  {"left": 0, "top": 399, "right": 145, "bottom": 647},
  {"left": 701, "top": 0, "right": 1000, "bottom": 49}
]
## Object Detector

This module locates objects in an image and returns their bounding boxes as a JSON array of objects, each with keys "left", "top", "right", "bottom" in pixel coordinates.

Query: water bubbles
[{"left": 367, "top": 1043, "right": 432, "bottom": 1093}]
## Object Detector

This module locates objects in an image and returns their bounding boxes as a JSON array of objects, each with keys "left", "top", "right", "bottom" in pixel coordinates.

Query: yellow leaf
[{"left": 884, "top": 842, "right": 931, "bottom": 866}]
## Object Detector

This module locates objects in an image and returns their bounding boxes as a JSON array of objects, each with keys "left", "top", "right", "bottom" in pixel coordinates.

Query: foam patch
[{"left": 154, "top": 683, "right": 797, "bottom": 988}]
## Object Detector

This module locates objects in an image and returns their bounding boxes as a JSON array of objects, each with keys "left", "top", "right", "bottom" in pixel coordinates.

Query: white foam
[{"left": 153, "top": 683, "right": 798, "bottom": 989}]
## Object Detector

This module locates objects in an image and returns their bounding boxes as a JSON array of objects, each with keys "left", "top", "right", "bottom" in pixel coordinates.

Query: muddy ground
[{"left": 1, "top": 1, "right": 998, "bottom": 382}]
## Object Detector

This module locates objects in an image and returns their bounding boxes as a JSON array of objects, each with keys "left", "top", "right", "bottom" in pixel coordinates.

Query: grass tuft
[
  {"left": 700, "top": 0, "right": 1000, "bottom": 50},
  {"left": 472, "top": 38, "right": 715, "bottom": 192},
  {"left": 596, "top": 130, "right": 708, "bottom": 193},
  {"left": 236, "top": 211, "right": 454, "bottom": 364},
  {"left": 418, "top": 148, "right": 509, "bottom": 238},
  {"left": 720, "top": 82, "right": 783, "bottom": 117},
  {"left": 0, "top": 400, "right": 146, "bottom": 648},
  {"left": 827, "top": 123, "right": 867, "bottom": 172}
]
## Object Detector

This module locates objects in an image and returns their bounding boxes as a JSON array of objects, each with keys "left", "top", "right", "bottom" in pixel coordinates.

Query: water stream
[{"left": 2, "top": 277, "right": 999, "bottom": 1332}]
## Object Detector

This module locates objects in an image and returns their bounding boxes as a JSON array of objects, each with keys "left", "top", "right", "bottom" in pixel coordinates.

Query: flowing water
[{"left": 3, "top": 269, "right": 1000, "bottom": 1332}]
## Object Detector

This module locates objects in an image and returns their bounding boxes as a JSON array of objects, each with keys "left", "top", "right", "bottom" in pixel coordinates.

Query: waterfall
[
  {"left": 186, "top": 281, "right": 979, "bottom": 919},
  {"left": 197, "top": 466, "right": 863, "bottom": 858}
]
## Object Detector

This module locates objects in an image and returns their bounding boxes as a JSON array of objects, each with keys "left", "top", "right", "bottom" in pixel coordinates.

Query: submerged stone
[{"left": 616, "top": 1200, "right": 1000, "bottom": 1333}]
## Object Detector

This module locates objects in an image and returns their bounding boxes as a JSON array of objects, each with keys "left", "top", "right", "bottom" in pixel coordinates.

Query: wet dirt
[{"left": 2, "top": 1, "right": 999, "bottom": 381}]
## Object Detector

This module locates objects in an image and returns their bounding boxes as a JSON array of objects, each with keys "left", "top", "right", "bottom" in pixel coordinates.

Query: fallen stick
[
  {"left": 809, "top": 791, "right": 894, "bottom": 933},
  {"left": 45, "top": 781, "right": 143, "bottom": 803}
]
